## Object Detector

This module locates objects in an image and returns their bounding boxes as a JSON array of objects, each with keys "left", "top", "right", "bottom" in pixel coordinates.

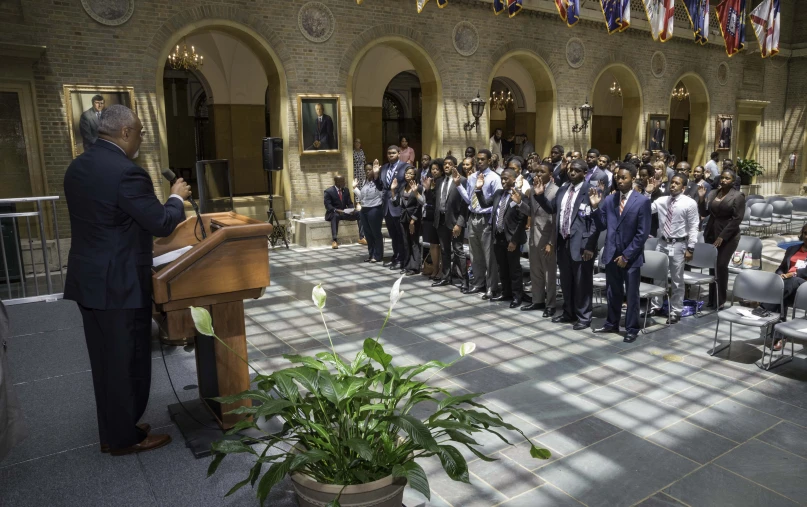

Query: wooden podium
[{"left": 152, "top": 212, "right": 272, "bottom": 430}]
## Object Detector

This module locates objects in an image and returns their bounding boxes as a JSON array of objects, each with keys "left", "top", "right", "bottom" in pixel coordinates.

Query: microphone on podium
[{"left": 161, "top": 168, "right": 206, "bottom": 239}]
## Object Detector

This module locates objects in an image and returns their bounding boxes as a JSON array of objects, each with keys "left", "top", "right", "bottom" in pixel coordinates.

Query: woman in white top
[{"left": 398, "top": 136, "right": 416, "bottom": 165}]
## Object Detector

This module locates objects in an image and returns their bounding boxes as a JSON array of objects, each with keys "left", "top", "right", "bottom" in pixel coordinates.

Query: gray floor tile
[
  {"left": 4, "top": 299, "right": 82, "bottom": 336},
  {"left": 615, "top": 374, "right": 696, "bottom": 401},
  {"left": 750, "top": 374, "right": 807, "bottom": 410},
  {"left": 427, "top": 471, "right": 508, "bottom": 507},
  {"left": 0, "top": 444, "right": 156, "bottom": 507},
  {"left": 578, "top": 384, "right": 638, "bottom": 409},
  {"left": 757, "top": 422, "right": 807, "bottom": 460},
  {"left": 485, "top": 381, "right": 600, "bottom": 432},
  {"left": 498, "top": 484, "right": 584, "bottom": 506},
  {"left": 536, "top": 431, "right": 698, "bottom": 507},
  {"left": 730, "top": 389, "right": 807, "bottom": 428},
  {"left": 536, "top": 416, "right": 622, "bottom": 456},
  {"left": 687, "top": 368, "right": 752, "bottom": 394},
  {"left": 636, "top": 492, "right": 688, "bottom": 507},
  {"left": 470, "top": 453, "right": 545, "bottom": 498},
  {"left": 5, "top": 326, "right": 90, "bottom": 383},
  {"left": 447, "top": 364, "right": 531, "bottom": 394},
  {"left": 664, "top": 464, "right": 798, "bottom": 507},
  {"left": 660, "top": 384, "right": 731, "bottom": 414},
  {"left": 505, "top": 348, "right": 600, "bottom": 382},
  {"left": 687, "top": 399, "right": 782, "bottom": 442},
  {"left": 716, "top": 439, "right": 807, "bottom": 503},
  {"left": 646, "top": 421, "right": 739, "bottom": 464},
  {"left": 596, "top": 396, "right": 690, "bottom": 437}
]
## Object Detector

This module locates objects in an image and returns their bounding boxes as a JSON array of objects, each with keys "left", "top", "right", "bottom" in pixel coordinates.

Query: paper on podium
[{"left": 153, "top": 246, "right": 193, "bottom": 267}]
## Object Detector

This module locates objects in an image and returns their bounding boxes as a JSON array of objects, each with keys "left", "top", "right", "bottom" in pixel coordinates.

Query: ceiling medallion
[{"left": 81, "top": 0, "right": 134, "bottom": 26}]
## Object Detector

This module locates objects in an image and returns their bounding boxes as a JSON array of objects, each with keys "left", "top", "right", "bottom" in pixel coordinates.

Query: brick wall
[{"left": 0, "top": 0, "right": 803, "bottom": 236}]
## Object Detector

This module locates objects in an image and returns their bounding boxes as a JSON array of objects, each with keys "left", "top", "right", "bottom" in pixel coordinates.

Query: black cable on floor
[{"left": 159, "top": 339, "right": 221, "bottom": 431}]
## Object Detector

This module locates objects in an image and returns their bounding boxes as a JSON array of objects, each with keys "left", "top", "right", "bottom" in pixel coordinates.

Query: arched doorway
[
  {"left": 487, "top": 51, "right": 556, "bottom": 159},
  {"left": 591, "top": 64, "right": 642, "bottom": 158},
  {"left": 348, "top": 37, "right": 442, "bottom": 172},
  {"left": 153, "top": 21, "right": 290, "bottom": 208},
  {"left": 669, "top": 73, "right": 710, "bottom": 164}
]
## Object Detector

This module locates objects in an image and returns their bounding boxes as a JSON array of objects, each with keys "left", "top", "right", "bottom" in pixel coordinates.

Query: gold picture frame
[
  {"left": 715, "top": 114, "right": 733, "bottom": 151},
  {"left": 64, "top": 85, "right": 136, "bottom": 158},
  {"left": 646, "top": 114, "right": 669, "bottom": 153},
  {"left": 297, "top": 94, "right": 340, "bottom": 155}
]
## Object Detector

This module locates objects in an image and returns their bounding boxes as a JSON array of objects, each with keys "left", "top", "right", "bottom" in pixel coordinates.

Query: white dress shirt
[
  {"left": 558, "top": 181, "right": 584, "bottom": 233},
  {"left": 650, "top": 193, "right": 700, "bottom": 248},
  {"left": 458, "top": 167, "right": 503, "bottom": 214},
  {"left": 705, "top": 160, "right": 721, "bottom": 180}
]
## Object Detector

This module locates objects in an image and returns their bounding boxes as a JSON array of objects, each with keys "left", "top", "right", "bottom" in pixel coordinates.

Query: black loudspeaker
[{"left": 262, "top": 137, "right": 283, "bottom": 171}]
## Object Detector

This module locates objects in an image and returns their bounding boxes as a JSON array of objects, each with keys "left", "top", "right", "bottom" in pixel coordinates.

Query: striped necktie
[
  {"left": 387, "top": 163, "right": 394, "bottom": 186},
  {"left": 562, "top": 187, "right": 576, "bottom": 238},
  {"left": 471, "top": 174, "right": 480, "bottom": 209},
  {"left": 620, "top": 193, "right": 627, "bottom": 215},
  {"left": 496, "top": 193, "right": 508, "bottom": 231},
  {"left": 664, "top": 196, "right": 677, "bottom": 239}
]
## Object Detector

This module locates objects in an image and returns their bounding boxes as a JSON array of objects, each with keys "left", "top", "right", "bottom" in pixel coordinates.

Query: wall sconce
[
  {"left": 463, "top": 91, "right": 486, "bottom": 132},
  {"left": 572, "top": 99, "right": 593, "bottom": 133}
]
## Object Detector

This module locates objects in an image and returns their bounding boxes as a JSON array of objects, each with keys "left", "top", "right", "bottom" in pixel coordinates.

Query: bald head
[{"left": 97, "top": 104, "right": 142, "bottom": 160}]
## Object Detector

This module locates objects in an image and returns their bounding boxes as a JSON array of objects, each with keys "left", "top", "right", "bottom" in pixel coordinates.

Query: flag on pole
[
  {"left": 749, "top": 0, "right": 780, "bottom": 58},
  {"left": 417, "top": 0, "right": 448, "bottom": 13},
  {"left": 715, "top": 0, "right": 747, "bottom": 57},
  {"left": 494, "top": 0, "right": 523, "bottom": 17},
  {"left": 554, "top": 0, "right": 580, "bottom": 25},
  {"left": 600, "top": 0, "right": 631, "bottom": 34},
  {"left": 642, "top": 0, "right": 674, "bottom": 41},
  {"left": 642, "top": 0, "right": 662, "bottom": 40},
  {"left": 683, "top": 0, "right": 710, "bottom": 45}
]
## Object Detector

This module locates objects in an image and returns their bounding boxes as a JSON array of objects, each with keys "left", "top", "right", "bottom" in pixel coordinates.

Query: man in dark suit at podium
[
  {"left": 64, "top": 104, "right": 191, "bottom": 456},
  {"left": 324, "top": 174, "right": 356, "bottom": 249}
]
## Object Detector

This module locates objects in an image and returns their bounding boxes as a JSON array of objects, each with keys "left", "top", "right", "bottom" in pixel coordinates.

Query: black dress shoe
[
  {"left": 573, "top": 322, "right": 590, "bottom": 331},
  {"left": 389, "top": 264, "right": 401, "bottom": 271},
  {"left": 481, "top": 291, "right": 494, "bottom": 300},
  {"left": 464, "top": 287, "right": 484, "bottom": 295},
  {"left": 521, "top": 302, "right": 546, "bottom": 312},
  {"left": 593, "top": 326, "right": 620, "bottom": 334},
  {"left": 491, "top": 294, "right": 512, "bottom": 302},
  {"left": 509, "top": 299, "right": 522, "bottom": 308},
  {"left": 624, "top": 333, "right": 638, "bottom": 343},
  {"left": 552, "top": 315, "right": 577, "bottom": 324},
  {"left": 406, "top": 270, "right": 420, "bottom": 276},
  {"left": 382, "top": 261, "right": 392, "bottom": 267},
  {"left": 521, "top": 294, "right": 533, "bottom": 303},
  {"left": 543, "top": 307, "right": 556, "bottom": 318},
  {"left": 640, "top": 308, "right": 662, "bottom": 318},
  {"left": 432, "top": 279, "right": 450, "bottom": 287},
  {"left": 667, "top": 314, "right": 680, "bottom": 324},
  {"left": 363, "top": 258, "right": 372, "bottom": 263},
  {"left": 459, "top": 286, "right": 469, "bottom": 293}
]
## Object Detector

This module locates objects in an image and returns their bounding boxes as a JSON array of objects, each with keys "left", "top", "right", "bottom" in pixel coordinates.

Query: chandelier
[
  {"left": 610, "top": 81, "right": 622, "bottom": 97},
  {"left": 671, "top": 86, "right": 689, "bottom": 102},
  {"left": 489, "top": 90, "right": 513, "bottom": 111},
  {"left": 168, "top": 39, "right": 204, "bottom": 71}
]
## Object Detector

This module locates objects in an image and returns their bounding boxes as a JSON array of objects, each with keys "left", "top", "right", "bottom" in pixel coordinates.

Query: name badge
[{"left": 796, "top": 260, "right": 807, "bottom": 270}]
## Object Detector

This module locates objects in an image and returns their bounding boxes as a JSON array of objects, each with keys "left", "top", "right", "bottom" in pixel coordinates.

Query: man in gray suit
[
  {"left": 79, "top": 95, "right": 105, "bottom": 151},
  {"left": 519, "top": 160, "right": 558, "bottom": 317}
]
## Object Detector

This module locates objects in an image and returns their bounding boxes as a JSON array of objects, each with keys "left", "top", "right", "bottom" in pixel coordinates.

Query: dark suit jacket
[
  {"left": 380, "top": 161, "right": 407, "bottom": 217},
  {"left": 324, "top": 186, "right": 353, "bottom": 221},
  {"left": 536, "top": 182, "right": 600, "bottom": 262},
  {"left": 477, "top": 189, "right": 528, "bottom": 245},
  {"left": 79, "top": 108, "right": 100, "bottom": 150},
  {"left": 698, "top": 188, "right": 746, "bottom": 244},
  {"left": 312, "top": 114, "right": 334, "bottom": 150},
  {"left": 592, "top": 191, "right": 652, "bottom": 269},
  {"left": 433, "top": 176, "right": 468, "bottom": 230},
  {"left": 552, "top": 160, "right": 568, "bottom": 186},
  {"left": 392, "top": 185, "right": 424, "bottom": 224},
  {"left": 64, "top": 140, "right": 185, "bottom": 310},
  {"left": 774, "top": 244, "right": 807, "bottom": 277},
  {"left": 650, "top": 128, "right": 666, "bottom": 150},
  {"left": 684, "top": 179, "right": 711, "bottom": 201},
  {"left": 587, "top": 167, "right": 610, "bottom": 189}
]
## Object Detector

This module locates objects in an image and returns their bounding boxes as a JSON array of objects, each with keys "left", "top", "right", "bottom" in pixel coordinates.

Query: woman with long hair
[
  {"left": 422, "top": 159, "right": 443, "bottom": 280},
  {"left": 358, "top": 162, "right": 384, "bottom": 262},
  {"left": 698, "top": 169, "right": 746, "bottom": 309},
  {"left": 391, "top": 166, "right": 424, "bottom": 275}
]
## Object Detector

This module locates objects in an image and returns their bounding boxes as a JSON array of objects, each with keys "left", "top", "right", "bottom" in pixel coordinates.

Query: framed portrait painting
[
  {"left": 715, "top": 115, "right": 732, "bottom": 151},
  {"left": 646, "top": 114, "right": 668, "bottom": 152},
  {"left": 64, "top": 85, "right": 135, "bottom": 158},
  {"left": 298, "top": 95, "right": 340, "bottom": 154}
]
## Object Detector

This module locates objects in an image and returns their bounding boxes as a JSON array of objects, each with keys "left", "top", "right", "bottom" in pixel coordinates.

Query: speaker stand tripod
[{"left": 265, "top": 171, "right": 289, "bottom": 249}]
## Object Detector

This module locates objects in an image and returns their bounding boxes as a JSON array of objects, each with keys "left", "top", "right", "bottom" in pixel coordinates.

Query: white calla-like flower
[
  {"left": 459, "top": 342, "right": 476, "bottom": 357},
  {"left": 312, "top": 283, "right": 327, "bottom": 310},
  {"left": 389, "top": 274, "right": 405, "bottom": 310}
]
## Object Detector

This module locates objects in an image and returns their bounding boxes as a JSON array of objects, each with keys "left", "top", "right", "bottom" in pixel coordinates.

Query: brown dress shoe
[
  {"left": 358, "top": 238, "right": 367, "bottom": 245},
  {"left": 100, "top": 423, "right": 152, "bottom": 453},
  {"left": 331, "top": 240, "right": 338, "bottom": 249},
  {"left": 110, "top": 433, "right": 171, "bottom": 456}
]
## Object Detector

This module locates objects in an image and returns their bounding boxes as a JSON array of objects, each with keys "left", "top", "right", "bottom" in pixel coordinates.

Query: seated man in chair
[{"left": 324, "top": 175, "right": 357, "bottom": 249}]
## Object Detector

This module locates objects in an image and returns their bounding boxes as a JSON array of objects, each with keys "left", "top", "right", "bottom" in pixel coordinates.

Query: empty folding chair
[
  {"left": 682, "top": 243, "right": 717, "bottom": 317},
  {"left": 745, "top": 198, "right": 764, "bottom": 209},
  {"left": 771, "top": 201, "right": 793, "bottom": 234},
  {"left": 748, "top": 203, "right": 773, "bottom": 237},
  {"left": 766, "top": 196, "right": 786, "bottom": 205},
  {"left": 638, "top": 250, "right": 669, "bottom": 333},
  {"left": 728, "top": 235, "right": 763, "bottom": 274},
  {"left": 593, "top": 247, "right": 607, "bottom": 304},
  {"left": 739, "top": 207, "right": 751, "bottom": 234},
  {"left": 645, "top": 237, "right": 658, "bottom": 251},
  {"left": 710, "top": 270, "right": 783, "bottom": 370},
  {"left": 747, "top": 194, "right": 764, "bottom": 201},
  {"left": 769, "top": 282, "right": 807, "bottom": 370}
]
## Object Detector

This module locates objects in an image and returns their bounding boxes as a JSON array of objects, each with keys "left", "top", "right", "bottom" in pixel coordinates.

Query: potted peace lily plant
[{"left": 190, "top": 275, "right": 549, "bottom": 507}]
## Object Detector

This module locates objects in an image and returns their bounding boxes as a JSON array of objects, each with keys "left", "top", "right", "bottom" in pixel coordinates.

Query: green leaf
[
  {"left": 224, "top": 418, "right": 260, "bottom": 435},
  {"left": 437, "top": 393, "right": 483, "bottom": 411},
  {"left": 315, "top": 351, "right": 351, "bottom": 375},
  {"left": 257, "top": 458, "right": 293, "bottom": 506},
  {"left": 318, "top": 373, "right": 343, "bottom": 405},
  {"left": 344, "top": 438, "right": 374, "bottom": 461},
  {"left": 190, "top": 306, "right": 215, "bottom": 336},
  {"left": 254, "top": 399, "right": 295, "bottom": 419},
  {"left": 349, "top": 351, "right": 368, "bottom": 374},
  {"left": 363, "top": 339, "right": 393, "bottom": 369},
  {"left": 404, "top": 360, "right": 450, "bottom": 380},
  {"left": 211, "top": 390, "right": 272, "bottom": 405},
  {"left": 289, "top": 449, "right": 330, "bottom": 470},
  {"left": 271, "top": 372, "right": 300, "bottom": 403},
  {"left": 358, "top": 403, "right": 386, "bottom": 413},
  {"left": 282, "top": 354, "right": 327, "bottom": 371},
  {"left": 530, "top": 445, "right": 552, "bottom": 460},
  {"left": 284, "top": 367, "right": 321, "bottom": 393},
  {"left": 207, "top": 453, "right": 225, "bottom": 477},
  {"left": 462, "top": 443, "right": 498, "bottom": 462},
  {"left": 385, "top": 415, "right": 439, "bottom": 452},
  {"left": 225, "top": 477, "right": 251, "bottom": 497},
  {"left": 444, "top": 429, "right": 480, "bottom": 445},
  {"left": 211, "top": 439, "right": 257, "bottom": 455},
  {"left": 436, "top": 445, "right": 469, "bottom": 483},
  {"left": 392, "top": 461, "right": 430, "bottom": 500},
  {"left": 325, "top": 499, "right": 341, "bottom": 507},
  {"left": 223, "top": 405, "right": 259, "bottom": 415}
]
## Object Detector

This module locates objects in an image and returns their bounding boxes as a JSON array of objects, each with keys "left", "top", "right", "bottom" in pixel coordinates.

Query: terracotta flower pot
[{"left": 290, "top": 472, "right": 406, "bottom": 507}]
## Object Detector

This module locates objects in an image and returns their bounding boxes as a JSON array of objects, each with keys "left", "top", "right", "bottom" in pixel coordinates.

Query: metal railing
[{"left": 0, "top": 196, "right": 64, "bottom": 305}]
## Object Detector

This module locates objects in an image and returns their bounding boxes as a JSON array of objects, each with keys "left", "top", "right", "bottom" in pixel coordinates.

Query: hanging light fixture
[
  {"left": 463, "top": 91, "right": 486, "bottom": 132},
  {"left": 609, "top": 80, "right": 622, "bottom": 97},
  {"left": 572, "top": 98, "right": 593, "bottom": 133},
  {"left": 168, "top": 38, "right": 204, "bottom": 71},
  {"left": 489, "top": 90, "right": 513, "bottom": 111},
  {"left": 671, "top": 85, "right": 689, "bottom": 102}
]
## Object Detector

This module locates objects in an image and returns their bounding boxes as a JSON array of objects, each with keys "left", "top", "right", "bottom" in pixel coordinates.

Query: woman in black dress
[
  {"left": 422, "top": 160, "right": 443, "bottom": 279},
  {"left": 391, "top": 166, "right": 425, "bottom": 276},
  {"left": 698, "top": 169, "right": 746, "bottom": 309}
]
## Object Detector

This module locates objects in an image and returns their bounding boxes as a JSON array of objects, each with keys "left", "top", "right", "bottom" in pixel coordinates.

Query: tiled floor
[{"left": 2, "top": 243, "right": 807, "bottom": 506}]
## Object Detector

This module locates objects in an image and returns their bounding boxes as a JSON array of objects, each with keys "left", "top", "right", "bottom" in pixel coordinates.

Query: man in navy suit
[
  {"left": 324, "top": 174, "right": 356, "bottom": 249},
  {"left": 535, "top": 159, "right": 600, "bottom": 330},
  {"left": 589, "top": 163, "right": 651, "bottom": 343},
  {"left": 585, "top": 149, "right": 610, "bottom": 189},
  {"left": 380, "top": 145, "right": 407, "bottom": 269},
  {"left": 308, "top": 102, "right": 334, "bottom": 150},
  {"left": 64, "top": 105, "right": 190, "bottom": 455}
]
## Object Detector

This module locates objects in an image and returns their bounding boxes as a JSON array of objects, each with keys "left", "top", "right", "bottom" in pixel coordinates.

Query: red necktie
[{"left": 337, "top": 188, "right": 342, "bottom": 203}]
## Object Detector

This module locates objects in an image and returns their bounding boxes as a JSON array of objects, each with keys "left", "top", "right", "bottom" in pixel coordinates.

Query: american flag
[
  {"left": 555, "top": 0, "right": 580, "bottom": 25},
  {"left": 749, "top": 0, "right": 780, "bottom": 58},
  {"left": 658, "top": 0, "right": 675, "bottom": 41}
]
